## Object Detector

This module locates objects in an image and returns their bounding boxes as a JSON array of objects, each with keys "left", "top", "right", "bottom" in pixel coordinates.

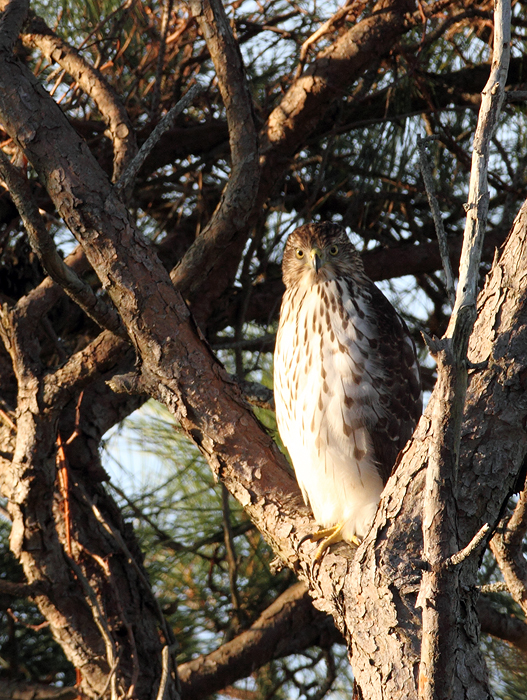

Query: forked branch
[
  {"left": 21, "top": 11, "right": 137, "bottom": 181},
  {"left": 170, "top": 0, "right": 260, "bottom": 314}
]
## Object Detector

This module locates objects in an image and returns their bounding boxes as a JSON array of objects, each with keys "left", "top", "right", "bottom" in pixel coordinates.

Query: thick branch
[
  {"left": 0, "top": 0, "right": 28, "bottom": 54},
  {"left": 178, "top": 583, "right": 342, "bottom": 700},
  {"left": 43, "top": 330, "right": 128, "bottom": 410},
  {"left": 0, "top": 15, "right": 320, "bottom": 617},
  {"left": 170, "top": 0, "right": 259, "bottom": 320}
]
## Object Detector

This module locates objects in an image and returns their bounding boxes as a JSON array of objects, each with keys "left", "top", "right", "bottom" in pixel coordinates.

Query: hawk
[{"left": 274, "top": 222, "right": 422, "bottom": 556}]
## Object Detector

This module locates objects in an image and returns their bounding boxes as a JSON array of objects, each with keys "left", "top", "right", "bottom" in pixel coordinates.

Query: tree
[{"left": 0, "top": 0, "right": 527, "bottom": 697}]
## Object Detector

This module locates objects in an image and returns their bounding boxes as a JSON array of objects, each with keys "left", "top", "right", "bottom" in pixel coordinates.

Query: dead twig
[
  {"left": 56, "top": 433, "right": 73, "bottom": 556},
  {"left": 155, "top": 646, "right": 171, "bottom": 700},
  {"left": 115, "top": 82, "right": 206, "bottom": 196},
  {"left": 417, "top": 135, "right": 456, "bottom": 305}
]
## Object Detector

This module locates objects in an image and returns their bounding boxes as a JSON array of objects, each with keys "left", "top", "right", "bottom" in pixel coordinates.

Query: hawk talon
[
  {"left": 299, "top": 531, "right": 317, "bottom": 547},
  {"left": 302, "top": 523, "right": 362, "bottom": 561}
]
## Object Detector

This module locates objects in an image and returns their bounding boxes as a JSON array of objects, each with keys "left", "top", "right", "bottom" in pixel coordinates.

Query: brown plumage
[{"left": 274, "top": 222, "right": 422, "bottom": 552}]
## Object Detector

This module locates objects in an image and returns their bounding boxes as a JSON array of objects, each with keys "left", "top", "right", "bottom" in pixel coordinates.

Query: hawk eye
[
  {"left": 329, "top": 244, "right": 339, "bottom": 256},
  {"left": 296, "top": 249, "right": 305, "bottom": 259}
]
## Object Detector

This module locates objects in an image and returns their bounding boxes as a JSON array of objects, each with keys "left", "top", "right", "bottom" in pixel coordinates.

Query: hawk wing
[{"left": 365, "top": 282, "right": 422, "bottom": 484}]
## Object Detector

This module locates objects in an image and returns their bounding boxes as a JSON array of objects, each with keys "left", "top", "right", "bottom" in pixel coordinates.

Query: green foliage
[{"left": 485, "top": 639, "right": 527, "bottom": 700}]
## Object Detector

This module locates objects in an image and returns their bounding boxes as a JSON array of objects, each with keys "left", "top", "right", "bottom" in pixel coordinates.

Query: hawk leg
[{"left": 309, "top": 523, "right": 362, "bottom": 560}]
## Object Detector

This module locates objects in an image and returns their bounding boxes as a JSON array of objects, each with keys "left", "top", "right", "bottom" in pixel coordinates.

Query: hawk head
[{"left": 282, "top": 222, "right": 365, "bottom": 289}]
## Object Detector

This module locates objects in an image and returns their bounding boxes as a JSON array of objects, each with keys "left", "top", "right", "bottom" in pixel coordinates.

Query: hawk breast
[{"left": 274, "top": 277, "right": 389, "bottom": 537}]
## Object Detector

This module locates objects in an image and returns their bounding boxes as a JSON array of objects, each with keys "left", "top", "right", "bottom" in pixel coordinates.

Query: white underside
[
  {"left": 286, "top": 439, "right": 383, "bottom": 541},
  {"left": 274, "top": 278, "right": 386, "bottom": 541}
]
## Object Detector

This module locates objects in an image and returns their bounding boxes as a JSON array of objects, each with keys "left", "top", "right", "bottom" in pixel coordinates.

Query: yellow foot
[{"left": 309, "top": 524, "right": 362, "bottom": 561}]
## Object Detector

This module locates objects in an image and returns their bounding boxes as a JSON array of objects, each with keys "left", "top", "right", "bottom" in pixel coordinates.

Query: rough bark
[
  {"left": 342, "top": 202, "right": 527, "bottom": 699},
  {"left": 0, "top": 0, "right": 526, "bottom": 698}
]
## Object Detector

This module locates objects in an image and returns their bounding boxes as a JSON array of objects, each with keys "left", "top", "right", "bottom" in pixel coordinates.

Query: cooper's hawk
[{"left": 274, "top": 222, "right": 422, "bottom": 556}]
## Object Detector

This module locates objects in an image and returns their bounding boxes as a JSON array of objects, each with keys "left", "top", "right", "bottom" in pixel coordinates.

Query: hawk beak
[{"left": 310, "top": 248, "right": 322, "bottom": 273}]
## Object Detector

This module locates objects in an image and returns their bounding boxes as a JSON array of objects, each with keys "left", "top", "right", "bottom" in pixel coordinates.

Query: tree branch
[
  {"left": 258, "top": 0, "right": 415, "bottom": 202},
  {"left": 0, "top": 0, "right": 28, "bottom": 54},
  {"left": 178, "top": 582, "right": 342, "bottom": 700},
  {"left": 490, "top": 485, "right": 527, "bottom": 616},
  {"left": 0, "top": 150, "right": 127, "bottom": 338},
  {"left": 417, "top": 135, "right": 456, "bottom": 305},
  {"left": 131, "top": 55, "right": 527, "bottom": 177},
  {"left": 477, "top": 596, "right": 527, "bottom": 654},
  {"left": 417, "top": 3, "right": 511, "bottom": 697},
  {"left": 0, "top": 681, "right": 78, "bottom": 700},
  {"left": 20, "top": 11, "right": 137, "bottom": 181},
  {"left": 115, "top": 82, "right": 206, "bottom": 196},
  {"left": 169, "top": 0, "right": 259, "bottom": 320},
  {"left": 0, "top": 577, "right": 44, "bottom": 598},
  {"left": 43, "top": 330, "right": 128, "bottom": 410}
]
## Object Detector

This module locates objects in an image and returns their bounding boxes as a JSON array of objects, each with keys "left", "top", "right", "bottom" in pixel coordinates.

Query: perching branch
[{"left": 417, "top": 2, "right": 511, "bottom": 698}]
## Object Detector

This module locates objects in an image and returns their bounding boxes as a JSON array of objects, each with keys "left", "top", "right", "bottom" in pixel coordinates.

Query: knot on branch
[{"left": 106, "top": 372, "right": 147, "bottom": 396}]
